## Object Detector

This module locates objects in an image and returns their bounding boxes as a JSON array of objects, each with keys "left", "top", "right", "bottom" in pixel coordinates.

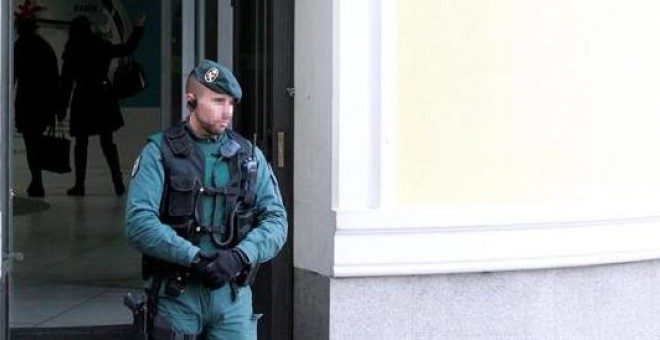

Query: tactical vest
[
  {"left": 141, "top": 124, "right": 260, "bottom": 309},
  {"left": 158, "top": 122, "right": 258, "bottom": 247},
  {"left": 142, "top": 123, "right": 258, "bottom": 285}
]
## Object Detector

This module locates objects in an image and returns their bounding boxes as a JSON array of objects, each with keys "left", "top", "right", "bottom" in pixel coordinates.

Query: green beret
[{"left": 193, "top": 59, "right": 243, "bottom": 102}]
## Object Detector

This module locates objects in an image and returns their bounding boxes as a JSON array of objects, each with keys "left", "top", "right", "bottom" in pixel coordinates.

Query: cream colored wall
[
  {"left": 397, "top": 0, "right": 660, "bottom": 205},
  {"left": 294, "top": 0, "right": 660, "bottom": 277}
]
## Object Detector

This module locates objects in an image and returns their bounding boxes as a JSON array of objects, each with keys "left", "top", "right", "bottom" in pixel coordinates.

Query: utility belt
[{"left": 142, "top": 254, "right": 259, "bottom": 298}]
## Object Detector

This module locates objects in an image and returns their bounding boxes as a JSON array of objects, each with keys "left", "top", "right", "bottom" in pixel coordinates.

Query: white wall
[
  {"left": 293, "top": 0, "right": 336, "bottom": 276},
  {"left": 295, "top": 0, "right": 660, "bottom": 278}
]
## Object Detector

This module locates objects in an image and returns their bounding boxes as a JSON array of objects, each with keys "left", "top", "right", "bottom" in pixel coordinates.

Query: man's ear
[{"left": 186, "top": 94, "right": 197, "bottom": 110}]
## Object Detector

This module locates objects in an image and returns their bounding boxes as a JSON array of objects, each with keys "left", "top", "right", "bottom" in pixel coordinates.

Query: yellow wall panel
[{"left": 397, "top": 0, "right": 660, "bottom": 205}]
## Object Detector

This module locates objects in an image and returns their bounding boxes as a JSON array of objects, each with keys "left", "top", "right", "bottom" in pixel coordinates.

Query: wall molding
[{"left": 333, "top": 204, "right": 660, "bottom": 277}]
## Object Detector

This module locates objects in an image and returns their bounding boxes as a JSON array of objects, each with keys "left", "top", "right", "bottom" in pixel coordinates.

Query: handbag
[
  {"left": 112, "top": 57, "right": 147, "bottom": 99},
  {"left": 39, "top": 120, "right": 71, "bottom": 174}
]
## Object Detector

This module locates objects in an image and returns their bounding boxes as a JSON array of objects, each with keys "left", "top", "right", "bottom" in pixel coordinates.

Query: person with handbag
[
  {"left": 13, "top": 10, "right": 64, "bottom": 197},
  {"left": 60, "top": 14, "right": 145, "bottom": 196}
]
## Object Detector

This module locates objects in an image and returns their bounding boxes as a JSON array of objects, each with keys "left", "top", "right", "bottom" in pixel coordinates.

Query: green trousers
[{"left": 157, "top": 280, "right": 261, "bottom": 339}]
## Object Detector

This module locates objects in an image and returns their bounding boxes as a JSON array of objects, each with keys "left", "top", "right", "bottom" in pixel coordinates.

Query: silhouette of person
[
  {"left": 14, "top": 15, "right": 62, "bottom": 197},
  {"left": 60, "top": 14, "right": 145, "bottom": 196}
]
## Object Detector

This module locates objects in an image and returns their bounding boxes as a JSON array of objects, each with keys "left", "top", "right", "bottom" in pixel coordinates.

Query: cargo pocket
[
  {"left": 168, "top": 176, "right": 197, "bottom": 217},
  {"left": 249, "top": 313, "right": 263, "bottom": 339}
]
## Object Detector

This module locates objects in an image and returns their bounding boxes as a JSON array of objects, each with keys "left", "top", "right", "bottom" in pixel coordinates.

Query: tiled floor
[{"left": 10, "top": 167, "right": 144, "bottom": 329}]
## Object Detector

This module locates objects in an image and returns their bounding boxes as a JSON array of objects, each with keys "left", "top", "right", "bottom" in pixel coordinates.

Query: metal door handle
[{"left": 277, "top": 132, "right": 285, "bottom": 168}]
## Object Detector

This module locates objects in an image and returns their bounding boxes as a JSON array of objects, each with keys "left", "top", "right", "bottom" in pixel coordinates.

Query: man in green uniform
[{"left": 125, "top": 59, "right": 287, "bottom": 339}]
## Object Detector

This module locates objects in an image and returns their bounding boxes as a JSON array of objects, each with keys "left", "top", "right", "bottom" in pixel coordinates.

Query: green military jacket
[{"left": 124, "top": 124, "right": 287, "bottom": 269}]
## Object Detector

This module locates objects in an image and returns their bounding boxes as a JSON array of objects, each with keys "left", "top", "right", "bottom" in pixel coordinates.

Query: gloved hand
[{"left": 193, "top": 249, "right": 248, "bottom": 290}]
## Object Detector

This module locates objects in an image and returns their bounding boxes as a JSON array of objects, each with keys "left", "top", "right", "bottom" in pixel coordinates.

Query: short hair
[{"left": 185, "top": 71, "right": 205, "bottom": 96}]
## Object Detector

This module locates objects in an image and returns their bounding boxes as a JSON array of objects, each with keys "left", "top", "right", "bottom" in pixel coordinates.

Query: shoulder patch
[{"left": 131, "top": 155, "right": 141, "bottom": 177}]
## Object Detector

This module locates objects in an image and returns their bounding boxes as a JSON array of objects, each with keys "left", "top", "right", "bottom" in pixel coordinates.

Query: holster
[
  {"left": 142, "top": 255, "right": 191, "bottom": 298},
  {"left": 123, "top": 292, "right": 147, "bottom": 339}
]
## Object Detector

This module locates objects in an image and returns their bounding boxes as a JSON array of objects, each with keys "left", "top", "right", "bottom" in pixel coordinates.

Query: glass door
[{"left": 8, "top": 0, "right": 162, "bottom": 337}]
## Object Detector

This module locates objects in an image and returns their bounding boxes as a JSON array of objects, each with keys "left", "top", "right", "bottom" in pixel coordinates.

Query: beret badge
[{"left": 204, "top": 68, "right": 219, "bottom": 83}]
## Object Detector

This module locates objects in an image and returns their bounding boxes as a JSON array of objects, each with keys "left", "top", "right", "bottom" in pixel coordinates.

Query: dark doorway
[
  {"left": 5, "top": 0, "right": 295, "bottom": 338},
  {"left": 233, "top": 1, "right": 295, "bottom": 339}
]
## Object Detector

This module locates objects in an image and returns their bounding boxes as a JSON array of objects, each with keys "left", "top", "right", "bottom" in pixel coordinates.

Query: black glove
[{"left": 193, "top": 249, "right": 248, "bottom": 290}]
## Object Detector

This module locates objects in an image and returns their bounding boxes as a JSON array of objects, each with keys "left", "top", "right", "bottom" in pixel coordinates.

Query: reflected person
[
  {"left": 60, "top": 14, "right": 145, "bottom": 196},
  {"left": 14, "top": 16, "right": 62, "bottom": 197}
]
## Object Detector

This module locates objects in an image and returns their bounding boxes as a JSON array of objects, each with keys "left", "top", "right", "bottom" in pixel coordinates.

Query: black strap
[{"left": 200, "top": 186, "right": 240, "bottom": 196}]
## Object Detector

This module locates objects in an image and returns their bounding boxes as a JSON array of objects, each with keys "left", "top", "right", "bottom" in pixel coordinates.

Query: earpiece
[{"left": 187, "top": 99, "right": 197, "bottom": 110}]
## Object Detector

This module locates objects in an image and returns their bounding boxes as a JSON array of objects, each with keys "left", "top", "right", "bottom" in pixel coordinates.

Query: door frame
[
  {"left": 232, "top": 1, "right": 295, "bottom": 339},
  {"left": 260, "top": 1, "right": 295, "bottom": 338},
  {"left": 174, "top": 1, "right": 295, "bottom": 339},
  {"left": 1, "top": 0, "right": 12, "bottom": 338}
]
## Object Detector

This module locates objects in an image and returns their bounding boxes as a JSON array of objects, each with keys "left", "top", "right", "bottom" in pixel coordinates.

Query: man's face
[{"left": 190, "top": 87, "right": 235, "bottom": 137}]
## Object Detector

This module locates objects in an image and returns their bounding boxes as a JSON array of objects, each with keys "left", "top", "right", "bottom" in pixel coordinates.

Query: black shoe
[
  {"left": 27, "top": 184, "right": 45, "bottom": 197},
  {"left": 66, "top": 185, "right": 85, "bottom": 196}
]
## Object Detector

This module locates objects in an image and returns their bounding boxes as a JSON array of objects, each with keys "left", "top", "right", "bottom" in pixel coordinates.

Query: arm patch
[{"left": 131, "top": 155, "right": 141, "bottom": 177}]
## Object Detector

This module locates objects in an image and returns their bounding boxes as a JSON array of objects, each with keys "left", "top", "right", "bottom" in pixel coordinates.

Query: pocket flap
[{"left": 169, "top": 176, "right": 196, "bottom": 192}]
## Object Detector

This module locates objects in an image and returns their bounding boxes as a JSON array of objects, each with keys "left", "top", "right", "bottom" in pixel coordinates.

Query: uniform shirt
[{"left": 125, "top": 126, "right": 287, "bottom": 268}]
